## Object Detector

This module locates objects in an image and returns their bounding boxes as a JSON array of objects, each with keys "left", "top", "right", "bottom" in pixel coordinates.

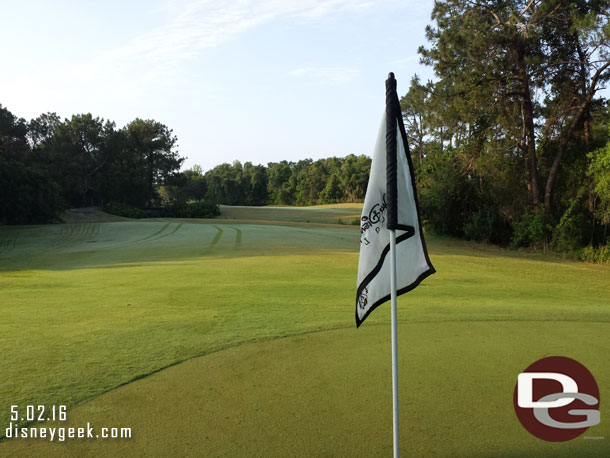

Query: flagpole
[
  {"left": 357, "top": 71, "right": 435, "bottom": 454},
  {"left": 385, "top": 72, "right": 400, "bottom": 458},
  {"left": 390, "top": 229, "right": 399, "bottom": 458}
]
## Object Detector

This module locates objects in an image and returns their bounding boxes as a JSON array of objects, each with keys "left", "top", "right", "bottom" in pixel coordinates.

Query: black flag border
[{"left": 355, "top": 95, "right": 436, "bottom": 328}]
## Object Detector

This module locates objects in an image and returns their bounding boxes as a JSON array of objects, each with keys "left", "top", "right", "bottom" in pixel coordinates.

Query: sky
[{"left": 0, "top": 0, "right": 436, "bottom": 171}]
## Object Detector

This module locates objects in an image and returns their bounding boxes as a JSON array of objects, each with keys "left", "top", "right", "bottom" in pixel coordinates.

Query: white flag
[{"left": 355, "top": 110, "right": 435, "bottom": 327}]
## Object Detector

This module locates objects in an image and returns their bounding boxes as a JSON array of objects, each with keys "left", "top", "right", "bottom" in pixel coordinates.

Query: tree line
[
  {"left": 0, "top": 102, "right": 370, "bottom": 224},
  {"left": 0, "top": 105, "right": 219, "bottom": 223},
  {"left": 400, "top": 0, "right": 610, "bottom": 258},
  {"left": 191, "top": 155, "right": 371, "bottom": 207}
]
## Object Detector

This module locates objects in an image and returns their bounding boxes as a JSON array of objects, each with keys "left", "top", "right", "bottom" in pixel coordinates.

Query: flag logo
[{"left": 355, "top": 74, "right": 435, "bottom": 327}]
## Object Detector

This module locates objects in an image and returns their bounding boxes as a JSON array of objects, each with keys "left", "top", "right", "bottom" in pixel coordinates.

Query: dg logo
[{"left": 514, "top": 356, "right": 600, "bottom": 442}]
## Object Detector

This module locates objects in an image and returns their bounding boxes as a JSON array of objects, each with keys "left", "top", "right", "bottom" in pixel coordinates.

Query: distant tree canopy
[
  {"left": 202, "top": 155, "right": 371, "bottom": 207},
  {"left": 0, "top": 104, "right": 185, "bottom": 224},
  {"left": 403, "top": 0, "right": 610, "bottom": 251},
  {"left": 0, "top": 107, "right": 64, "bottom": 224},
  {"left": 0, "top": 102, "right": 370, "bottom": 224}
]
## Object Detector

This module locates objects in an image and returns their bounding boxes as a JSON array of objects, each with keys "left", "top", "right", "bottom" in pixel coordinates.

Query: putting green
[
  {"left": 0, "top": 205, "right": 609, "bottom": 457},
  {"left": 1, "top": 323, "right": 609, "bottom": 457}
]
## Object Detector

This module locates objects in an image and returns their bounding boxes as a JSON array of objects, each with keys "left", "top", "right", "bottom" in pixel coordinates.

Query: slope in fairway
[{"left": 0, "top": 206, "right": 609, "bottom": 457}]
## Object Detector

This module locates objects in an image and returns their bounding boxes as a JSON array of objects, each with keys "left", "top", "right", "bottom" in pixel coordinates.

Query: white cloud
[
  {"left": 288, "top": 66, "right": 359, "bottom": 84},
  {"left": 0, "top": 0, "right": 386, "bottom": 119},
  {"left": 109, "top": 0, "right": 380, "bottom": 68},
  {"left": 54, "top": 0, "right": 380, "bottom": 100},
  {"left": 390, "top": 55, "right": 420, "bottom": 66}
]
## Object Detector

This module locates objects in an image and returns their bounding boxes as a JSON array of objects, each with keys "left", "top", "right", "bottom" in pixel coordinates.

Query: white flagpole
[
  {"left": 390, "top": 228, "right": 399, "bottom": 458},
  {"left": 385, "top": 71, "right": 400, "bottom": 458}
]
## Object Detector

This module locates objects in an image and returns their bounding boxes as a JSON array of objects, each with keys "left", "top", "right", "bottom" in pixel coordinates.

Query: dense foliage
[
  {"left": 0, "top": 105, "right": 198, "bottom": 223},
  {"left": 201, "top": 155, "right": 371, "bottom": 206},
  {"left": 0, "top": 107, "right": 65, "bottom": 224},
  {"left": 0, "top": 102, "right": 368, "bottom": 224},
  {"left": 404, "top": 0, "right": 610, "bottom": 253}
]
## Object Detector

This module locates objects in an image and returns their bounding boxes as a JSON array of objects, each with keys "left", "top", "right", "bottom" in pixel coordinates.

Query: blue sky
[{"left": 0, "top": 0, "right": 436, "bottom": 171}]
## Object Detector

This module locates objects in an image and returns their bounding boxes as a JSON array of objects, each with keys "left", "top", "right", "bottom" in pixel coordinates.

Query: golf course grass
[{"left": 0, "top": 206, "right": 608, "bottom": 457}]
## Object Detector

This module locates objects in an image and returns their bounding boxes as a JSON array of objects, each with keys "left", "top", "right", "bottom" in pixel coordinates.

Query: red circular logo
[{"left": 513, "top": 356, "right": 600, "bottom": 442}]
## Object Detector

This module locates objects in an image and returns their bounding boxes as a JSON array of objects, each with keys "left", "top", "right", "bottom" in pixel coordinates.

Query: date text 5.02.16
[{"left": 10, "top": 405, "right": 67, "bottom": 422}]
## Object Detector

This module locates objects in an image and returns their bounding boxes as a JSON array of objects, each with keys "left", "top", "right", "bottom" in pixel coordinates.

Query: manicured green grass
[
  {"left": 0, "top": 205, "right": 608, "bottom": 457},
  {"left": 217, "top": 203, "right": 362, "bottom": 224}
]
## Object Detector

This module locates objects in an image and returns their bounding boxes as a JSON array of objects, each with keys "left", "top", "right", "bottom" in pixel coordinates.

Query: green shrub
[
  {"left": 580, "top": 244, "right": 610, "bottom": 264},
  {"left": 161, "top": 201, "right": 220, "bottom": 218},
  {"left": 463, "top": 207, "right": 511, "bottom": 245},
  {"left": 588, "top": 140, "right": 610, "bottom": 225},
  {"left": 511, "top": 207, "right": 551, "bottom": 248},
  {"left": 104, "top": 202, "right": 146, "bottom": 219},
  {"left": 549, "top": 192, "right": 592, "bottom": 252},
  {"left": 418, "top": 156, "right": 476, "bottom": 238}
]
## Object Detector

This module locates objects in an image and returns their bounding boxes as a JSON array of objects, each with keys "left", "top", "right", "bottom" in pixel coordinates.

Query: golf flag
[{"left": 355, "top": 74, "right": 435, "bottom": 327}]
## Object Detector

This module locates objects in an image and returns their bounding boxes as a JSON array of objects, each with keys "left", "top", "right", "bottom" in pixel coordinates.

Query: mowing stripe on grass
[
  {"left": 68, "top": 223, "right": 85, "bottom": 243},
  {"left": 68, "top": 224, "right": 88, "bottom": 243},
  {"left": 110, "top": 222, "right": 172, "bottom": 249},
  {"left": 203, "top": 225, "right": 223, "bottom": 254},
  {"left": 0, "top": 237, "right": 16, "bottom": 258},
  {"left": 84, "top": 223, "right": 101, "bottom": 241},
  {"left": 46, "top": 224, "right": 79, "bottom": 251},
  {"left": 45, "top": 223, "right": 102, "bottom": 252},
  {"left": 229, "top": 226, "right": 242, "bottom": 250},
  {"left": 124, "top": 221, "right": 171, "bottom": 245},
  {"left": 52, "top": 224, "right": 71, "bottom": 248},
  {"left": 154, "top": 223, "right": 183, "bottom": 241}
]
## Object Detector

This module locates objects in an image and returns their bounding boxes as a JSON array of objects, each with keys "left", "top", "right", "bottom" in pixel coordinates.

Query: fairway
[{"left": 0, "top": 206, "right": 609, "bottom": 457}]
